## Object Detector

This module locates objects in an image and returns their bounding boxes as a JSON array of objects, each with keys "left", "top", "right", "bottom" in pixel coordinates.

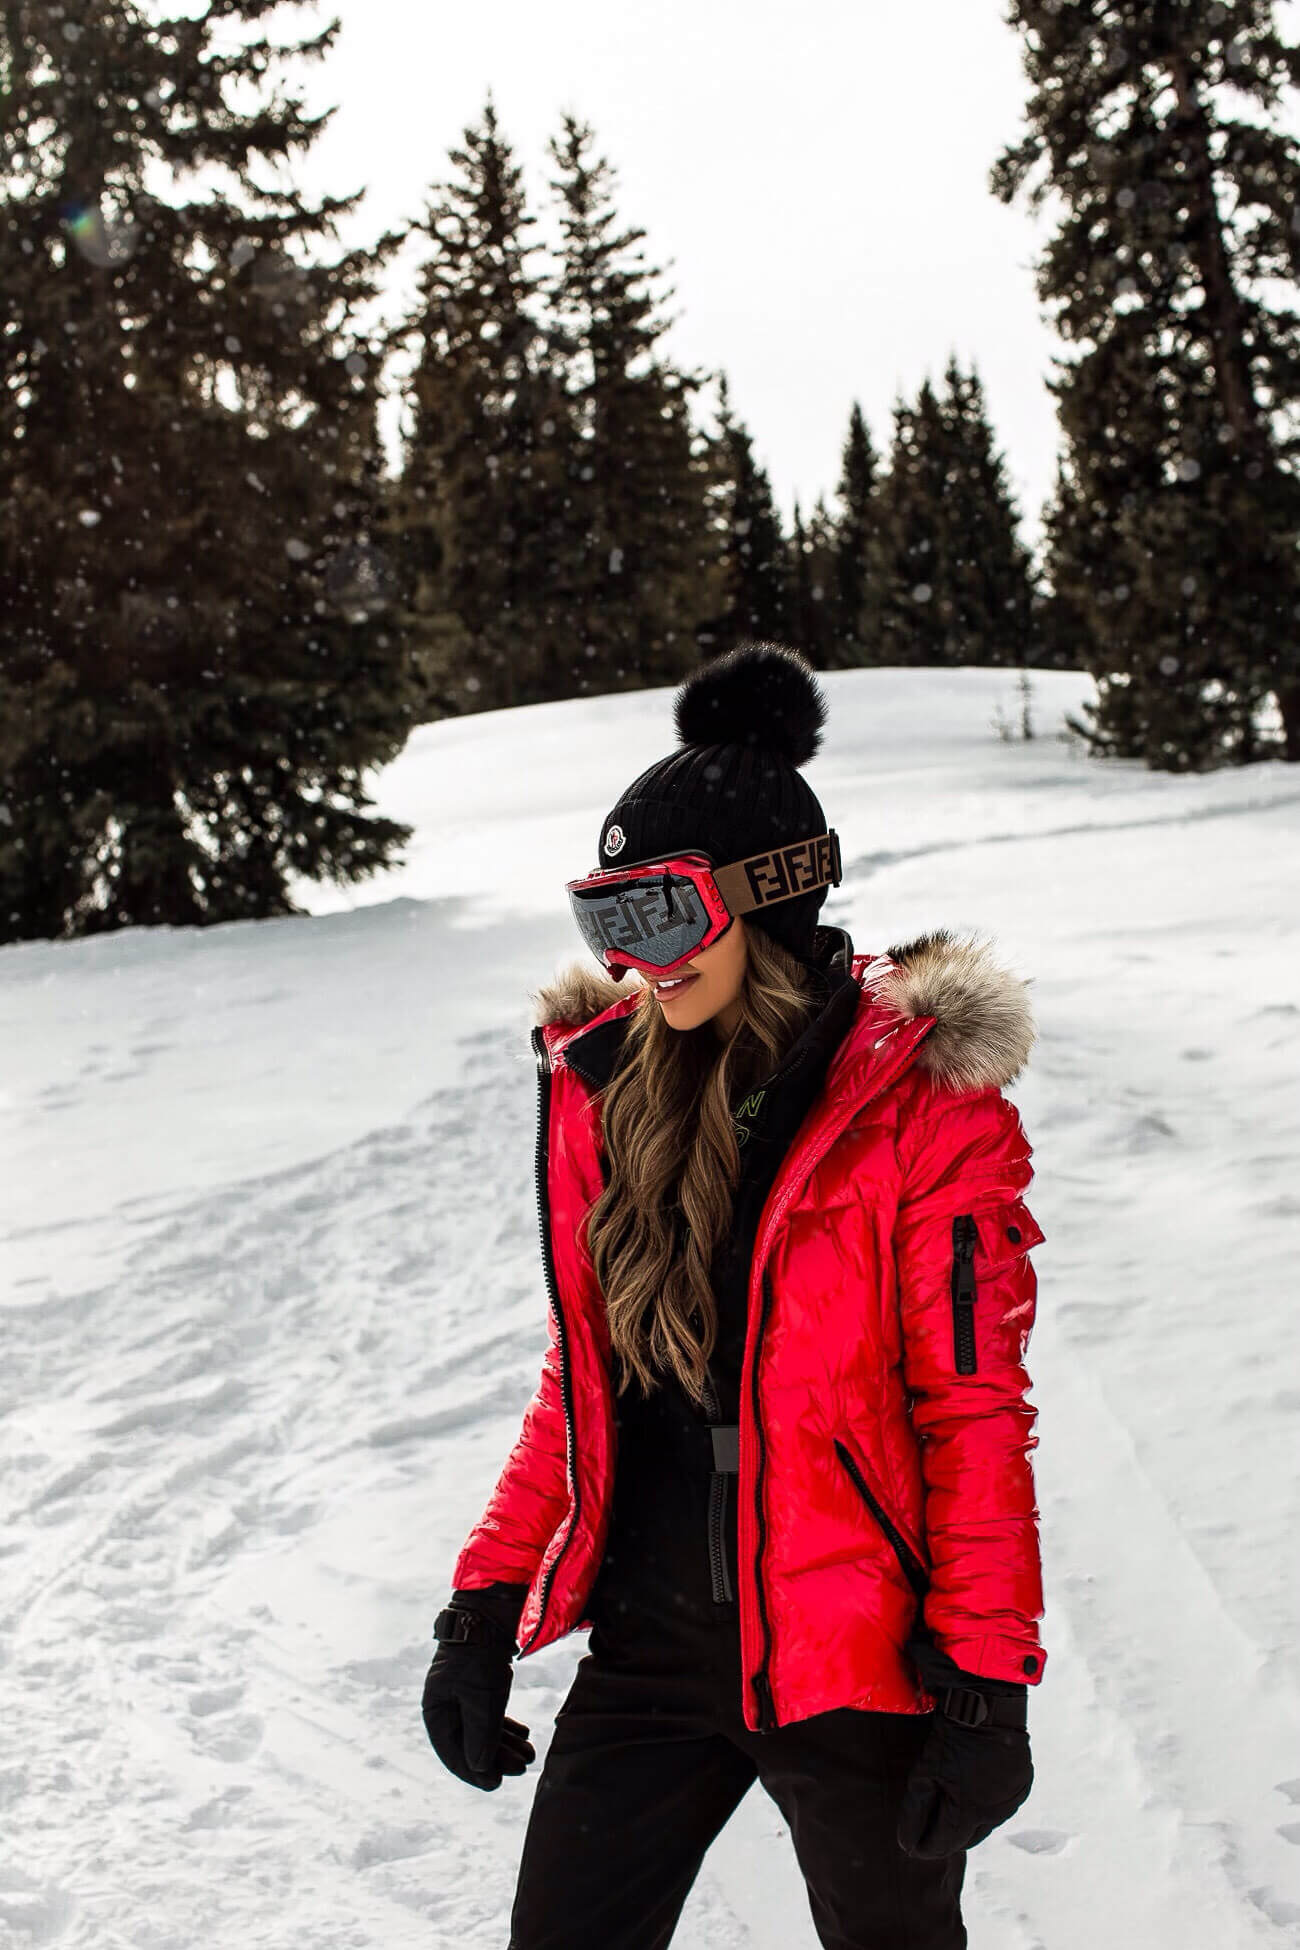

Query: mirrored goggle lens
[{"left": 569, "top": 873, "right": 713, "bottom": 969}]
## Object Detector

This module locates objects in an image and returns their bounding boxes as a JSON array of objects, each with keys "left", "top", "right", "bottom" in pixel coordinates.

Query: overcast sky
[{"left": 289, "top": 0, "right": 1300, "bottom": 556}]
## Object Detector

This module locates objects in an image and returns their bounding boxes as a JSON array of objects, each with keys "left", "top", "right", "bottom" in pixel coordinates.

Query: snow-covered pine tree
[
  {"left": 995, "top": 0, "right": 1300, "bottom": 768},
  {"left": 0, "top": 0, "right": 423, "bottom": 940},
  {"left": 544, "top": 114, "right": 714, "bottom": 693}
]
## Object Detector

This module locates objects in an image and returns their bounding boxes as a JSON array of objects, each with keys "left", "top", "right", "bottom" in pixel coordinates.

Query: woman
[{"left": 423, "top": 643, "right": 1047, "bottom": 1950}]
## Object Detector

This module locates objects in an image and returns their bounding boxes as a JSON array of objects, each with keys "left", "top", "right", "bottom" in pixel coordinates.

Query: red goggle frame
[{"left": 566, "top": 829, "right": 842, "bottom": 978}]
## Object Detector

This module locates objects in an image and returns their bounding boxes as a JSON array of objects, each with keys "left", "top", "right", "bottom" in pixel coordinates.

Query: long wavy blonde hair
[{"left": 585, "top": 922, "right": 834, "bottom": 1406}]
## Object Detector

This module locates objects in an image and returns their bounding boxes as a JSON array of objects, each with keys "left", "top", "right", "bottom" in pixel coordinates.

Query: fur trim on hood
[
  {"left": 529, "top": 962, "right": 633, "bottom": 1034},
  {"left": 869, "top": 928, "right": 1036, "bottom": 1092},
  {"left": 531, "top": 927, "right": 1036, "bottom": 1093}
]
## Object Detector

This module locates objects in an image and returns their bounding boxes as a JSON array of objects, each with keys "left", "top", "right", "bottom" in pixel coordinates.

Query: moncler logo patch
[{"left": 604, "top": 823, "right": 626, "bottom": 857}]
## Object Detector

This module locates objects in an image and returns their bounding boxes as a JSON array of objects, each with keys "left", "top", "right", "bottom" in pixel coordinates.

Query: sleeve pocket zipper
[
  {"left": 951, "top": 1212, "right": 978, "bottom": 1376},
  {"left": 832, "top": 1438, "right": 931, "bottom": 1603}
]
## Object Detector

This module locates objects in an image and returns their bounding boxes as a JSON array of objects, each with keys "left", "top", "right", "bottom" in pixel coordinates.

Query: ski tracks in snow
[{"left": 1, "top": 1028, "right": 572, "bottom": 1947}]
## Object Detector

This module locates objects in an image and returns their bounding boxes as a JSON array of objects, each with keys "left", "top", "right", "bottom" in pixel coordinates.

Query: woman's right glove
[{"left": 421, "top": 1581, "right": 533, "bottom": 1792}]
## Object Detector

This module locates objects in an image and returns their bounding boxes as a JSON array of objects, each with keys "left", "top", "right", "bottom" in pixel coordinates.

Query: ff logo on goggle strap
[
  {"left": 603, "top": 824, "right": 626, "bottom": 857},
  {"left": 743, "top": 833, "right": 837, "bottom": 906}
]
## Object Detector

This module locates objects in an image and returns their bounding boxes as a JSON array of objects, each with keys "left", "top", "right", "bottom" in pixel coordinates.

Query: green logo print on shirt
[{"left": 733, "top": 1088, "right": 766, "bottom": 1149}]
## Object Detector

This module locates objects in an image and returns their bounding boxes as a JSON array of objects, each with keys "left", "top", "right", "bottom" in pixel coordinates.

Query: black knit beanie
[{"left": 597, "top": 642, "right": 835, "bottom": 963}]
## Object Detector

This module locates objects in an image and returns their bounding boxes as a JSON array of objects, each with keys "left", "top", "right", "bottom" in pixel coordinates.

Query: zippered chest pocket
[{"left": 950, "top": 1199, "right": 1045, "bottom": 1376}]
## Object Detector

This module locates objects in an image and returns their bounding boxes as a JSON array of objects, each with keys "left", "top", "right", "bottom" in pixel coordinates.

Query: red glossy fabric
[{"left": 451, "top": 953, "right": 1047, "bottom": 1732}]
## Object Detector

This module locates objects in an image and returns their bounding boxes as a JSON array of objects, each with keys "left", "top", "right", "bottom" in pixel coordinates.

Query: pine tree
[
  {"left": 544, "top": 114, "right": 716, "bottom": 692},
  {"left": 867, "top": 365, "right": 1046, "bottom": 674},
  {"left": 800, "top": 494, "right": 839, "bottom": 666},
  {"left": 994, "top": 1, "right": 1300, "bottom": 767},
  {"left": 0, "top": 0, "right": 422, "bottom": 941},
  {"left": 1035, "top": 457, "right": 1107, "bottom": 674},
  {"left": 699, "top": 377, "right": 791, "bottom": 653},
  {"left": 390, "top": 98, "right": 570, "bottom": 713},
  {"left": 787, "top": 500, "right": 833, "bottom": 666},
  {"left": 938, "top": 356, "right": 1039, "bottom": 668},
  {"left": 873, "top": 385, "right": 953, "bottom": 666},
  {"left": 830, "top": 402, "right": 881, "bottom": 667}
]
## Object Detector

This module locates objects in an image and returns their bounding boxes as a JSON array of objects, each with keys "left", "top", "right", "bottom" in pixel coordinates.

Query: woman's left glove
[{"left": 897, "top": 1629, "right": 1034, "bottom": 1858}]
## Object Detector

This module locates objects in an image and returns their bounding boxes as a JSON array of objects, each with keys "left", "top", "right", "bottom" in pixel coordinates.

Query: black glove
[
  {"left": 897, "top": 1628, "right": 1034, "bottom": 1858},
  {"left": 421, "top": 1582, "right": 533, "bottom": 1792}
]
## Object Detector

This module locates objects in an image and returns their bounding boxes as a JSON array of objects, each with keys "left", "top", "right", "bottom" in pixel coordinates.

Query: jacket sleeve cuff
[
  {"left": 448, "top": 1580, "right": 530, "bottom": 1644},
  {"left": 929, "top": 1631, "right": 1046, "bottom": 1688}
]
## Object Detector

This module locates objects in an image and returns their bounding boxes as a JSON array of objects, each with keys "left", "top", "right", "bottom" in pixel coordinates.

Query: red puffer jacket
[{"left": 452, "top": 928, "right": 1047, "bottom": 1733}]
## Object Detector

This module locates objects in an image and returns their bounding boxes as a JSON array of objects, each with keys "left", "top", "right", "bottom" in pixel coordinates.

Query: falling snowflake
[
  {"left": 322, "top": 541, "right": 397, "bottom": 616},
  {"left": 250, "top": 249, "right": 307, "bottom": 306},
  {"left": 63, "top": 201, "right": 140, "bottom": 269}
]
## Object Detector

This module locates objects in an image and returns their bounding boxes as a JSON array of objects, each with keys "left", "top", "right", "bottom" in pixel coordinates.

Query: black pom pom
[{"left": 672, "top": 642, "right": 828, "bottom": 767}]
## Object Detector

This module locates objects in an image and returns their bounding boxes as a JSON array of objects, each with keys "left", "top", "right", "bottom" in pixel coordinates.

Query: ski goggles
[{"left": 566, "top": 830, "right": 842, "bottom": 978}]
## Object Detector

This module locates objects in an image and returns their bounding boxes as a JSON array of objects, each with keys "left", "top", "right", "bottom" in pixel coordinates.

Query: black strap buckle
[
  {"left": 434, "top": 1606, "right": 513, "bottom": 1650},
  {"left": 940, "top": 1685, "right": 990, "bottom": 1728}
]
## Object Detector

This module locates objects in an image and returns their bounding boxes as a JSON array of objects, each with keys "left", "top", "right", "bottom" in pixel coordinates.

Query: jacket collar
[{"left": 533, "top": 925, "right": 1037, "bottom": 1096}]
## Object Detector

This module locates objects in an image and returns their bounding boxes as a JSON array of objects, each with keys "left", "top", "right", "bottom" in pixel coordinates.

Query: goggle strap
[{"left": 711, "top": 829, "right": 842, "bottom": 918}]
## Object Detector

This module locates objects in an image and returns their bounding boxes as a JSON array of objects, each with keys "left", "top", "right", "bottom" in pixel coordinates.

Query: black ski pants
[{"left": 507, "top": 1589, "right": 966, "bottom": 1950}]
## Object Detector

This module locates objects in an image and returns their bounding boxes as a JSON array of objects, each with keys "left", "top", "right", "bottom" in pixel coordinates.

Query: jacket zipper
[
  {"left": 831, "top": 1438, "right": 931, "bottom": 1603},
  {"left": 742, "top": 1015, "right": 929, "bottom": 1733},
  {"left": 951, "top": 1213, "right": 979, "bottom": 1376},
  {"left": 516, "top": 1025, "right": 580, "bottom": 1656},
  {"left": 749, "top": 1264, "right": 780, "bottom": 1728},
  {"left": 700, "top": 1370, "right": 735, "bottom": 1605}
]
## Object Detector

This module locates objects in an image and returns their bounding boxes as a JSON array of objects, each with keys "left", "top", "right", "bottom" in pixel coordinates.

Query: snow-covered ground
[{"left": 3, "top": 665, "right": 1299, "bottom": 1948}]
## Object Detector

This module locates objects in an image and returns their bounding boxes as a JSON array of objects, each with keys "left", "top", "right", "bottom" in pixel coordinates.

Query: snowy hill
[{"left": 3, "top": 665, "right": 1299, "bottom": 1947}]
